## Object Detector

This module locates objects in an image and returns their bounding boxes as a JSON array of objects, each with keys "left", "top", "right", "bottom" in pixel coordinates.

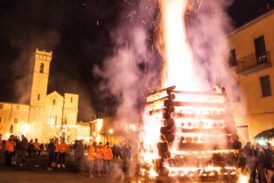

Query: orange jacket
[
  {"left": 57, "top": 143, "right": 68, "bottom": 153},
  {"left": 33, "top": 142, "right": 40, "bottom": 150},
  {"left": 88, "top": 145, "right": 96, "bottom": 160},
  {"left": 0, "top": 140, "right": 2, "bottom": 151},
  {"left": 54, "top": 143, "right": 59, "bottom": 152},
  {"left": 96, "top": 147, "right": 104, "bottom": 159},
  {"left": 104, "top": 147, "right": 112, "bottom": 160},
  {"left": 6, "top": 140, "right": 15, "bottom": 152}
]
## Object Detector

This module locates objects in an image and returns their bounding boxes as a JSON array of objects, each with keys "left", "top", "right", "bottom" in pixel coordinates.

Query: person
[
  {"left": 0, "top": 134, "right": 3, "bottom": 163},
  {"left": 39, "top": 143, "right": 44, "bottom": 155},
  {"left": 242, "top": 142, "right": 256, "bottom": 183},
  {"left": 4, "top": 136, "right": 16, "bottom": 166},
  {"left": 104, "top": 142, "right": 112, "bottom": 176},
  {"left": 88, "top": 141, "right": 96, "bottom": 178},
  {"left": 112, "top": 144, "right": 118, "bottom": 159},
  {"left": 57, "top": 138, "right": 68, "bottom": 168},
  {"left": 122, "top": 144, "right": 131, "bottom": 173},
  {"left": 96, "top": 142, "right": 104, "bottom": 176},
  {"left": 16, "top": 135, "right": 28, "bottom": 167},
  {"left": 47, "top": 138, "right": 55, "bottom": 171},
  {"left": 33, "top": 138, "right": 40, "bottom": 156},
  {"left": 255, "top": 143, "right": 267, "bottom": 183},
  {"left": 263, "top": 143, "right": 274, "bottom": 183},
  {"left": 52, "top": 138, "right": 59, "bottom": 167},
  {"left": 74, "top": 140, "right": 84, "bottom": 171},
  {"left": 27, "top": 139, "right": 34, "bottom": 158}
]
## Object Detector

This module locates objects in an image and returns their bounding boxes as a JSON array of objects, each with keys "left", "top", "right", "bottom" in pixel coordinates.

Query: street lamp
[{"left": 109, "top": 129, "right": 113, "bottom": 144}]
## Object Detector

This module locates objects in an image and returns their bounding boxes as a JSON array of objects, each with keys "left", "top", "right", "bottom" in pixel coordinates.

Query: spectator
[
  {"left": 57, "top": 138, "right": 68, "bottom": 168},
  {"left": 27, "top": 139, "right": 34, "bottom": 158},
  {"left": 0, "top": 134, "right": 3, "bottom": 162},
  {"left": 74, "top": 140, "right": 84, "bottom": 171},
  {"left": 96, "top": 142, "right": 104, "bottom": 176},
  {"left": 242, "top": 142, "right": 256, "bottom": 183},
  {"left": 47, "top": 138, "right": 55, "bottom": 171},
  {"left": 88, "top": 141, "right": 96, "bottom": 178},
  {"left": 52, "top": 138, "right": 59, "bottom": 167},
  {"left": 255, "top": 143, "right": 267, "bottom": 183},
  {"left": 122, "top": 144, "right": 131, "bottom": 173},
  {"left": 104, "top": 142, "right": 112, "bottom": 176},
  {"left": 5, "top": 136, "right": 16, "bottom": 166},
  {"left": 16, "top": 135, "right": 28, "bottom": 167},
  {"left": 33, "top": 138, "right": 40, "bottom": 156},
  {"left": 264, "top": 143, "right": 274, "bottom": 183}
]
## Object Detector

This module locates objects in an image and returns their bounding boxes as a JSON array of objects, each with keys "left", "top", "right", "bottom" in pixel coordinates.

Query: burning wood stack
[{"left": 138, "top": 86, "right": 241, "bottom": 182}]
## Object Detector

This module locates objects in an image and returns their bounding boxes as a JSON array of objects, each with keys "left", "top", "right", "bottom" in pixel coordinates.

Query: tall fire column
[{"left": 138, "top": 86, "right": 241, "bottom": 182}]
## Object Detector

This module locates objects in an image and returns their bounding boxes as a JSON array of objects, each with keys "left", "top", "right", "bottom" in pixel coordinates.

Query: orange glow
[{"left": 159, "top": 0, "right": 201, "bottom": 91}]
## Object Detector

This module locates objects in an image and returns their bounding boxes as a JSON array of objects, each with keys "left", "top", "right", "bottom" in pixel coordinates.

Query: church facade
[{"left": 0, "top": 49, "right": 79, "bottom": 143}]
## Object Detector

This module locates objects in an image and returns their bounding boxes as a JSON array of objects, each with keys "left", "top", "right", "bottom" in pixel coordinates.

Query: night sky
[{"left": 0, "top": 0, "right": 273, "bottom": 120}]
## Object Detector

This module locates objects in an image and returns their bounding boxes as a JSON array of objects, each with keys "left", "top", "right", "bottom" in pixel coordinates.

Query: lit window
[{"left": 40, "top": 63, "right": 44, "bottom": 73}]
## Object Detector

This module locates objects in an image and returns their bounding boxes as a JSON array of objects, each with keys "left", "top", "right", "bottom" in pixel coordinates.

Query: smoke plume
[
  {"left": 187, "top": 0, "right": 234, "bottom": 90},
  {"left": 94, "top": 0, "right": 160, "bottom": 132}
]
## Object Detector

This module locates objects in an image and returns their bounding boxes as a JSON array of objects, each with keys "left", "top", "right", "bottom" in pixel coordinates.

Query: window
[
  {"left": 37, "top": 94, "right": 40, "bottom": 100},
  {"left": 0, "top": 104, "right": 3, "bottom": 109},
  {"left": 254, "top": 36, "right": 267, "bottom": 64},
  {"left": 229, "top": 49, "right": 237, "bottom": 67},
  {"left": 0, "top": 117, "right": 2, "bottom": 122},
  {"left": 260, "top": 75, "right": 272, "bottom": 97},
  {"left": 40, "top": 63, "right": 44, "bottom": 73},
  {"left": 70, "top": 97, "right": 73, "bottom": 103},
  {"left": 14, "top": 118, "right": 18, "bottom": 124},
  {"left": 53, "top": 99, "right": 56, "bottom": 105}
]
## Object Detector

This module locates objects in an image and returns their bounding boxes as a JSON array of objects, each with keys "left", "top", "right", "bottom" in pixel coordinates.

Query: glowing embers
[
  {"left": 177, "top": 119, "right": 225, "bottom": 130},
  {"left": 176, "top": 132, "right": 228, "bottom": 144},
  {"left": 139, "top": 86, "right": 239, "bottom": 181},
  {"left": 173, "top": 91, "right": 225, "bottom": 104},
  {"left": 174, "top": 106, "right": 225, "bottom": 116},
  {"left": 165, "top": 165, "right": 238, "bottom": 182}
]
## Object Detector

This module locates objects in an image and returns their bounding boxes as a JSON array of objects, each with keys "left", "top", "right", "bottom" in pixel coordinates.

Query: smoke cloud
[
  {"left": 187, "top": 0, "right": 234, "bottom": 90},
  {"left": 94, "top": 0, "right": 160, "bottom": 132}
]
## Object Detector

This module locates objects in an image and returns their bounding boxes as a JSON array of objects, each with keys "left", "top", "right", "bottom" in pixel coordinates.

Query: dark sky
[{"left": 0, "top": 0, "right": 273, "bottom": 120}]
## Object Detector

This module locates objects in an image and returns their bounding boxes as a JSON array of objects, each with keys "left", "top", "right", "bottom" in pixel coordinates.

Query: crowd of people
[
  {"left": 74, "top": 140, "right": 132, "bottom": 178},
  {"left": 239, "top": 142, "right": 274, "bottom": 183},
  {"left": 0, "top": 134, "right": 45, "bottom": 167},
  {"left": 0, "top": 134, "right": 132, "bottom": 179}
]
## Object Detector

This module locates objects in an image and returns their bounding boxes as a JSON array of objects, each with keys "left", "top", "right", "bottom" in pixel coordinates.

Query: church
[{"left": 0, "top": 49, "right": 79, "bottom": 143}]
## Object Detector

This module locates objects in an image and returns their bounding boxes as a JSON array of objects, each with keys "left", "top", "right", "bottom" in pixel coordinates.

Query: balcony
[{"left": 236, "top": 51, "right": 272, "bottom": 75}]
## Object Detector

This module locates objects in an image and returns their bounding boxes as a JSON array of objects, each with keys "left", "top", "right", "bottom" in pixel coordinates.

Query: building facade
[
  {"left": 227, "top": 10, "right": 274, "bottom": 143},
  {"left": 0, "top": 49, "right": 79, "bottom": 143}
]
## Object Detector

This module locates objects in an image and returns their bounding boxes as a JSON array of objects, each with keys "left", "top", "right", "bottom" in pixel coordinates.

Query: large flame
[
  {"left": 159, "top": 0, "right": 201, "bottom": 91},
  {"left": 138, "top": 0, "right": 239, "bottom": 181}
]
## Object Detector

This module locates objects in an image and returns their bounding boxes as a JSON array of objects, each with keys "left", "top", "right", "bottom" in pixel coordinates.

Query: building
[
  {"left": 227, "top": 10, "right": 274, "bottom": 143},
  {"left": 0, "top": 49, "right": 79, "bottom": 143}
]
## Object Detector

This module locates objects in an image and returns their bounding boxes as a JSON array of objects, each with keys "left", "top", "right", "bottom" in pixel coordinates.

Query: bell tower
[{"left": 30, "top": 49, "right": 52, "bottom": 107}]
